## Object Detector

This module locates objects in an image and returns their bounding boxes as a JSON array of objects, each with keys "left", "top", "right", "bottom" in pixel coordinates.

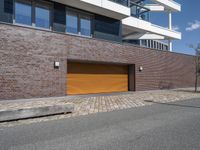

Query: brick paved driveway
[{"left": 0, "top": 88, "right": 200, "bottom": 127}]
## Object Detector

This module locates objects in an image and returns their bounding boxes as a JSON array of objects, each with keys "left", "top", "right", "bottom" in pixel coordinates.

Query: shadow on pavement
[
  {"left": 145, "top": 100, "right": 200, "bottom": 109},
  {"left": 173, "top": 89, "right": 200, "bottom": 94}
]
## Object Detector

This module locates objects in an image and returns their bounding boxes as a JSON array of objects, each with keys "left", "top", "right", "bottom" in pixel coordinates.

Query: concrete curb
[{"left": 0, "top": 103, "right": 74, "bottom": 122}]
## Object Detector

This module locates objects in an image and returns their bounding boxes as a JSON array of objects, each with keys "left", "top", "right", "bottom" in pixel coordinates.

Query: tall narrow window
[
  {"left": 66, "top": 11, "right": 78, "bottom": 34},
  {"left": 35, "top": 6, "right": 50, "bottom": 29},
  {"left": 15, "top": 1, "right": 32, "bottom": 25},
  {"left": 80, "top": 15, "right": 91, "bottom": 36}
]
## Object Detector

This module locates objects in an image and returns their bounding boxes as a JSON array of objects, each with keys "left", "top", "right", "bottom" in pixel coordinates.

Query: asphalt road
[{"left": 1, "top": 98, "right": 200, "bottom": 150}]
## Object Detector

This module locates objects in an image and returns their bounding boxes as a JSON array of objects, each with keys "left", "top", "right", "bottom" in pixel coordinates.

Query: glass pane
[
  {"left": 66, "top": 12, "right": 78, "bottom": 34},
  {"left": 35, "top": 6, "right": 50, "bottom": 29},
  {"left": 80, "top": 16, "right": 91, "bottom": 36},
  {"left": 15, "top": 2, "right": 32, "bottom": 25}
]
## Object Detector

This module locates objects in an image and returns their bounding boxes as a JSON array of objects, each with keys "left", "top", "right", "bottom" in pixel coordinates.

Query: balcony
[
  {"left": 122, "top": 17, "right": 181, "bottom": 40},
  {"left": 130, "top": 0, "right": 150, "bottom": 21}
]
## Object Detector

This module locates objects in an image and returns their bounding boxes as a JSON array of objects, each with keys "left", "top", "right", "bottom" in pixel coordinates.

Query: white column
[
  {"left": 168, "top": 40, "right": 172, "bottom": 51},
  {"left": 168, "top": 11, "right": 172, "bottom": 51},
  {"left": 168, "top": 11, "right": 172, "bottom": 30},
  {"left": 139, "top": 40, "right": 142, "bottom": 46}
]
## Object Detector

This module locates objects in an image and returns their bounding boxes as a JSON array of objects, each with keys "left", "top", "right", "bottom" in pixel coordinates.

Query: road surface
[{"left": 1, "top": 98, "right": 200, "bottom": 150}]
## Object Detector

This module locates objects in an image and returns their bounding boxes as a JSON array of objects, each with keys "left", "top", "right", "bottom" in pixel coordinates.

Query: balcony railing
[
  {"left": 151, "top": 24, "right": 181, "bottom": 34},
  {"left": 130, "top": 1, "right": 150, "bottom": 21},
  {"left": 109, "top": 0, "right": 150, "bottom": 21}
]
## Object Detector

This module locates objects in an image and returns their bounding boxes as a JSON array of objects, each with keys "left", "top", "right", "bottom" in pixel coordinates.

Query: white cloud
[
  {"left": 172, "top": 25, "right": 180, "bottom": 31},
  {"left": 186, "top": 20, "right": 200, "bottom": 31}
]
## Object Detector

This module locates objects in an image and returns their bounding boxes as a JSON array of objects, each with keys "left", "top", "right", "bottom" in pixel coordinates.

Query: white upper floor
[
  {"left": 53, "top": 0, "right": 181, "bottom": 40},
  {"left": 0, "top": 0, "right": 181, "bottom": 43},
  {"left": 52, "top": 0, "right": 131, "bottom": 20},
  {"left": 151, "top": 0, "right": 181, "bottom": 12}
]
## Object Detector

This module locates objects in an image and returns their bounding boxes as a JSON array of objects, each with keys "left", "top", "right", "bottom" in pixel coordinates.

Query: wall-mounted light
[
  {"left": 139, "top": 66, "right": 143, "bottom": 72},
  {"left": 54, "top": 61, "right": 60, "bottom": 69}
]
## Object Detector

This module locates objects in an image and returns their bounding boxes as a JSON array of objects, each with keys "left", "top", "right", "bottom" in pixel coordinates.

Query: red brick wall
[{"left": 0, "top": 24, "right": 196, "bottom": 100}]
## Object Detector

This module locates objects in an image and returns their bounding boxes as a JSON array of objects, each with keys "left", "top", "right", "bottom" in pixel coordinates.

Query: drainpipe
[{"left": 168, "top": 11, "right": 172, "bottom": 52}]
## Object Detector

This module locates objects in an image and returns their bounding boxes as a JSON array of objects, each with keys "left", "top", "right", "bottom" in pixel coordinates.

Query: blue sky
[{"left": 148, "top": 0, "right": 200, "bottom": 55}]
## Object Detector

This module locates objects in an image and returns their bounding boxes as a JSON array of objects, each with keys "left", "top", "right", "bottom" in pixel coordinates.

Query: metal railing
[
  {"left": 109, "top": 0, "right": 150, "bottom": 21},
  {"left": 151, "top": 24, "right": 181, "bottom": 34},
  {"left": 130, "top": 1, "right": 150, "bottom": 21}
]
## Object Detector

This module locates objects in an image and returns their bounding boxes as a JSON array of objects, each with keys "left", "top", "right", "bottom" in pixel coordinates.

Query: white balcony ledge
[
  {"left": 123, "top": 33, "right": 165, "bottom": 40},
  {"left": 143, "top": 4, "right": 165, "bottom": 12},
  {"left": 122, "top": 17, "right": 181, "bottom": 40},
  {"left": 151, "top": 0, "right": 181, "bottom": 12},
  {"left": 52, "top": 0, "right": 130, "bottom": 20}
]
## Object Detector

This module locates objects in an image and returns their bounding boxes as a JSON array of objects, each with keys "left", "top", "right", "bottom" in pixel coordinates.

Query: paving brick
[{"left": 0, "top": 88, "right": 200, "bottom": 127}]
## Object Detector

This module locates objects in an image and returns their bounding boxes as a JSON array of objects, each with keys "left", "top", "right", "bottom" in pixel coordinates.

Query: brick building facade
[{"left": 0, "top": 24, "right": 196, "bottom": 100}]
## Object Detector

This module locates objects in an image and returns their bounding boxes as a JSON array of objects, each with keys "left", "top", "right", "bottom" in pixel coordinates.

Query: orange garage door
[{"left": 67, "top": 62, "right": 128, "bottom": 95}]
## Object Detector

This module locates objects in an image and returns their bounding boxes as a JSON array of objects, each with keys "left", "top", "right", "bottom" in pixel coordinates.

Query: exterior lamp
[
  {"left": 54, "top": 61, "right": 60, "bottom": 69},
  {"left": 139, "top": 66, "right": 143, "bottom": 72}
]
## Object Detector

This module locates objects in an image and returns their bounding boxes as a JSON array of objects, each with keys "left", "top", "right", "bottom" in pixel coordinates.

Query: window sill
[
  {"left": 66, "top": 32, "right": 92, "bottom": 38},
  {"left": 14, "top": 23, "right": 51, "bottom": 31}
]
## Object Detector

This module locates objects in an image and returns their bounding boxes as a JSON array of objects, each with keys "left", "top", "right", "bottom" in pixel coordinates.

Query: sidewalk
[{"left": 0, "top": 88, "right": 200, "bottom": 127}]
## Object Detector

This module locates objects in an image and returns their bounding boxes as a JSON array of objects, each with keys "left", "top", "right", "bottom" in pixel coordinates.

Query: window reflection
[
  {"left": 66, "top": 12, "right": 78, "bottom": 34},
  {"left": 80, "top": 16, "right": 91, "bottom": 36},
  {"left": 15, "top": 2, "right": 32, "bottom": 25},
  {"left": 35, "top": 6, "right": 50, "bottom": 29}
]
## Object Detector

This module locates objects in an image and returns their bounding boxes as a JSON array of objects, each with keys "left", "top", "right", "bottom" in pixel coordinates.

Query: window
[
  {"left": 154, "top": 41, "right": 156, "bottom": 49},
  {"left": 13, "top": 1, "right": 93, "bottom": 36},
  {"left": 80, "top": 15, "right": 91, "bottom": 36},
  {"left": 14, "top": 0, "right": 52, "bottom": 29},
  {"left": 163, "top": 45, "right": 167, "bottom": 51},
  {"left": 35, "top": 6, "right": 50, "bottom": 29},
  {"left": 66, "top": 11, "right": 78, "bottom": 34},
  {"left": 151, "top": 40, "right": 154, "bottom": 48},
  {"left": 147, "top": 40, "right": 150, "bottom": 48},
  {"left": 141, "top": 40, "right": 147, "bottom": 47},
  {"left": 159, "top": 43, "right": 161, "bottom": 50},
  {"left": 15, "top": 1, "right": 32, "bottom": 25},
  {"left": 157, "top": 42, "right": 159, "bottom": 50},
  {"left": 95, "top": 15, "right": 119, "bottom": 36},
  {"left": 66, "top": 8, "right": 92, "bottom": 37}
]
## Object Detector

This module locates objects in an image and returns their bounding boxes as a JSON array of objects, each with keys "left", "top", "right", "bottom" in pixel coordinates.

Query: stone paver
[{"left": 0, "top": 88, "right": 200, "bottom": 127}]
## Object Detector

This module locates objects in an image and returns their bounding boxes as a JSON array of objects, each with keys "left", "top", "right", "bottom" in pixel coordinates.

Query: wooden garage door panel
[{"left": 67, "top": 63, "right": 128, "bottom": 95}]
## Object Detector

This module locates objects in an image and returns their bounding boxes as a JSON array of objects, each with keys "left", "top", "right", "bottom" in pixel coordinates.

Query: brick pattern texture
[{"left": 0, "top": 24, "right": 197, "bottom": 100}]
